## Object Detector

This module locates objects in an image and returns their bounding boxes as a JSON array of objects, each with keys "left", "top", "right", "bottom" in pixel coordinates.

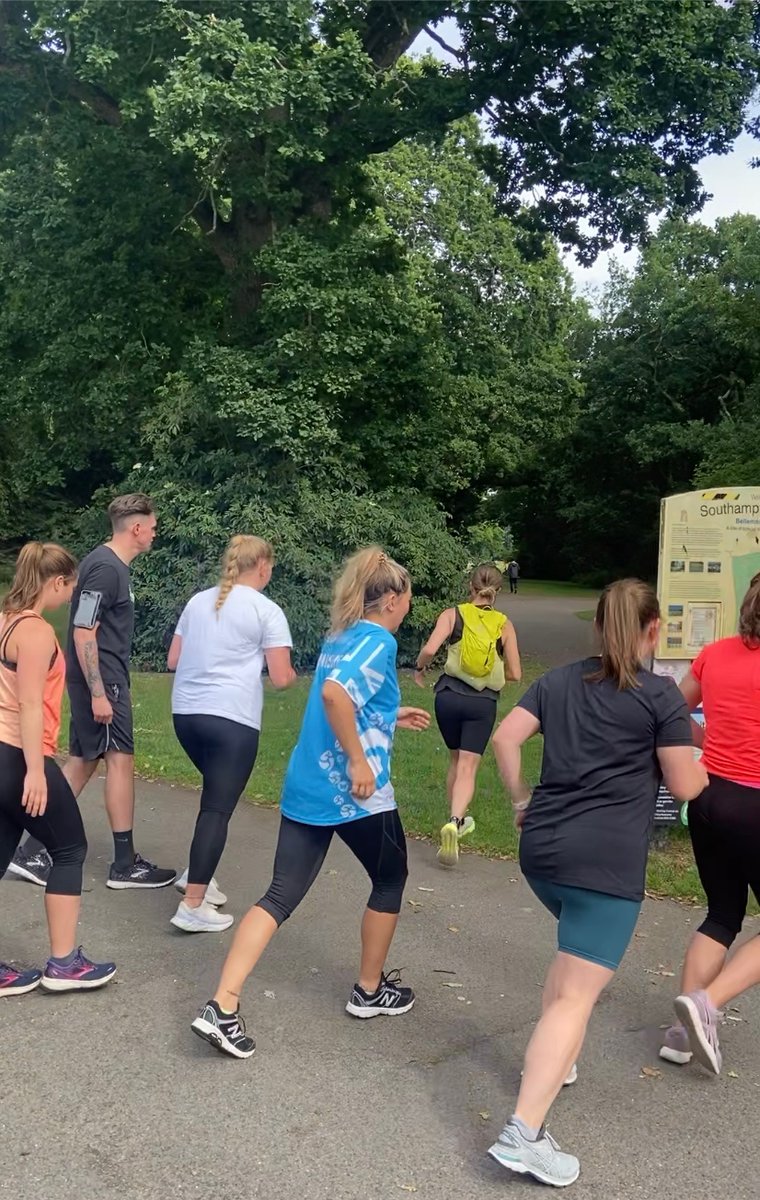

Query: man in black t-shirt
[{"left": 11, "top": 494, "right": 175, "bottom": 890}]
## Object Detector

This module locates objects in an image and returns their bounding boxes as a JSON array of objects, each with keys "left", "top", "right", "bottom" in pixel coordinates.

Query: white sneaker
[
  {"left": 170, "top": 900, "right": 234, "bottom": 933},
  {"left": 174, "top": 869, "right": 227, "bottom": 907}
]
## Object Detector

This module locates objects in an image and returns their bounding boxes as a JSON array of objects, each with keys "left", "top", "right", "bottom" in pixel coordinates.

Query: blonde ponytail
[
  {"left": 216, "top": 534, "right": 273, "bottom": 613},
  {"left": 589, "top": 579, "right": 660, "bottom": 690},
  {"left": 3, "top": 542, "right": 78, "bottom": 615},
  {"left": 330, "top": 546, "right": 410, "bottom": 634}
]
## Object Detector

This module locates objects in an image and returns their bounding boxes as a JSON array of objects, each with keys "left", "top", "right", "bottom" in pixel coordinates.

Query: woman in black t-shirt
[{"left": 485, "top": 579, "right": 708, "bottom": 1188}]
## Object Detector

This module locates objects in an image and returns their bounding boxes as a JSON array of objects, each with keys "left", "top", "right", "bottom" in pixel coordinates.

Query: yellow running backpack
[{"left": 457, "top": 603, "right": 505, "bottom": 678}]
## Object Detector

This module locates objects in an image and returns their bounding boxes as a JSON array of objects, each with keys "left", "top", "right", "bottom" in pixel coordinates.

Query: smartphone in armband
[{"left": 73, "top": 590, "right": 103, "bottom": 630}]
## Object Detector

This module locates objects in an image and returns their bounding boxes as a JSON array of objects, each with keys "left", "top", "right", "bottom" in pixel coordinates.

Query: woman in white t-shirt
[{"left": 167, "top": 535, "right": 296, "bottom": 933}]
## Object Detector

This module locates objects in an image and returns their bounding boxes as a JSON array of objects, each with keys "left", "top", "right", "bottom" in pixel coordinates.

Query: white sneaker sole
[
  {"left": 674, "top": 995, "right": 721, "bottom": 1074},
  {"left": 191, "top": 1017, "right": 255, "bottom": 1059},
  {"left": 170, "top": 911, "right": 234, "bottom": 933},
  {"left": 7, "top": 861, "right": 48, "bottom": 886},
  {"left": 107, "top": 876, "right": 177, "bottom": 890},
  {"left": 0, "top": 977, "right": 42, "bottom": 997},
  {"left": 488, "top": 1143, "right": 580, "bottom": 1187},
  {"left": 659, "top": 1045, "right": 692, "bottom": 1066},
  {"left": 345, "top": 996, "right": 416, "bottom": 1019},
  {"left": 40, "top": 968, "right": 116, "bottom": 992},
  {"left": 437, "top": 824, "right": 459, "bottom": 867}
]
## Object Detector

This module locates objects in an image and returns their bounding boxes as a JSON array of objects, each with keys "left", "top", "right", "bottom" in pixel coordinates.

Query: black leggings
[
  {"left": 688, "top": 773, "right": 760, "bottom": 949},
  {"left": 434, "top": 686, "right": 497, "bottom": 756},
  {"left": 173, "top": 713, "right": 260, "bottom": 885},
  {"left": 0, "top": 741, "right": 86, "bottom": 895},
  {"left": 257, "top": 810, "right": 408, "bottom": 926}
]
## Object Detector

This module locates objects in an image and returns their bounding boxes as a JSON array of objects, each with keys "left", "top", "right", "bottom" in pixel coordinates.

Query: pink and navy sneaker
[
  {"left": 0, "top": 962, "right": 43, "bottom": 997},
  {"left": 41, "top": 947, "right": 116, "bottom": 993}
]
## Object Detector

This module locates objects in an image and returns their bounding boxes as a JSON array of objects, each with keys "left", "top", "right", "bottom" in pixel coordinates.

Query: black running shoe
[
  {"left": 8, "top": 847, "right": 52, "bottom": 887},
  {"left": 191, "top": 1000, "right": 256, "bottom": 1059},
  {"left": 345, "top": 969, "right": 415, "bottom": 1018},
  {"left": 107, "top": 854, "right": 176, "bottom": 890}
]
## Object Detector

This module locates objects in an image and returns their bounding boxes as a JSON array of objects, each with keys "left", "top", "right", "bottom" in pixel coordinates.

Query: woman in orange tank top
[{"left": 0, "top": 542, "right": 116, "bottom": 997}]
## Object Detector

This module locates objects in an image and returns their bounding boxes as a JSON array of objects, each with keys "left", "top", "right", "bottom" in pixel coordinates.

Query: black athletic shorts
[
  {"left": 68, "top": 678, "right": 134, "bottom": 759},
  {"left": 434, "top": 686, "right": 497, "bottom": 756}
]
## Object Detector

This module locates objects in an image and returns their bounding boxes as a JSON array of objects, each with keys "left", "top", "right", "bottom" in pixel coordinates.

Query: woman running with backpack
[
  {"left": 487, "top": 579, "right": 707, "bottom": 1187},
  {"left": 415, "top": 564, "right": 521, "bottom": 866},
  {"left": 190, "top": 547, "right": 429, "bottom": 1058}
]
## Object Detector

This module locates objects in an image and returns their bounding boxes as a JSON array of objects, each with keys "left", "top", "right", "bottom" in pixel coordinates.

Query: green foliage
[{"left": 507, "top": 215, "right": 760, "bottom": 582}]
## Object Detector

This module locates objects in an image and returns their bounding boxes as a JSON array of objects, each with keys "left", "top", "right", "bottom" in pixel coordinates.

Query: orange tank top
[{"left": 0, "top": 611, "right": 66, "bottom": 756}]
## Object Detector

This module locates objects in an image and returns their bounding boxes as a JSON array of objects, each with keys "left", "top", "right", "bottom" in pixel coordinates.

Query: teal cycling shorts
[{"left": 525, "top": 875, "right": 642, "bottom": 970}]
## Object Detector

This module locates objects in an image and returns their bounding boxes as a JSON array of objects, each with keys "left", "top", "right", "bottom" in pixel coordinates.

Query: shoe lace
[
  {"left": 380, "top": 968, "right": 404, "bottom": 993},
  {"left": 221, "top": 1009, "right": 247, "bottom": 1042},
  {"left": 133, "top": 854, "right": 156, "bottom": 870}
]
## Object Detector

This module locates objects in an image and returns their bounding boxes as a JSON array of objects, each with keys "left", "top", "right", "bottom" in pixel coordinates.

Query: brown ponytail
[
  {"left": 330, "top": 546, "right": 410, "bottom": 634},
  {"left": 739, "top": 572, "right": 760, "bottom": 648},
  {"left": 588, "top": 579, "right": 660, "bottom": 690},
  {"left": 469, "top": 563, "right": 503, "bottom": 605},
  {"left": 3, "top": 542, "right": 78, "bottom": 615},
  {"left": 216, "top": 535, "right": 273, "bottom": 613}
]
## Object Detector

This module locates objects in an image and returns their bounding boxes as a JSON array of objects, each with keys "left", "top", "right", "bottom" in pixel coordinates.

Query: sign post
[{"left": 652, "top": 486, "right": 760, "bottom": 825}]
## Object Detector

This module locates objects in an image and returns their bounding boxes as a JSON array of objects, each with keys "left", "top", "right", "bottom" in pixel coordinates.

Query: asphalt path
[{"left": 2, "top": 781, "right": 758, "bottom": 1200}]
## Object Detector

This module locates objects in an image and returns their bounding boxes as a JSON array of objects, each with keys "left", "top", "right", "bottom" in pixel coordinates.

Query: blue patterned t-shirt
[{"left": 281, "top": 621, "right": 400, "bottom": 826}]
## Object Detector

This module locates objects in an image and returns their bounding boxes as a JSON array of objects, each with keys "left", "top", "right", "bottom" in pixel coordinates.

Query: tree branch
[
  {"left": 361, "top": 1, "right": 447, "bottom": 71},
  {"left": 421, "top": 23, "right": 465, "bottom": 63}
]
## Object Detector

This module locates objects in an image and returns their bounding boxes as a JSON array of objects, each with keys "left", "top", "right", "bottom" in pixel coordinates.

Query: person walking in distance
[
  {"left": 10, "top": 494, "right": 175, "bottom": 890},
  {"left": 507, "top": 559, "right": 520, "bottom": 595},
  {"left": 487, "top": 580, "right": 707, "bottom": 1187},
  {"left": 660, "top": 572, "right": 760, "bottom": 1076},
  {"left": 0, "top": 543, "right": 115, "bottom": 995},
  {"left": 191, "top": 547, "right": 429, "bottom": 1059},
  {"left": 415, "top": 564, "right": 521, "bottom": 866},
  {"left": 168, "top": 535, "right": 296, "bottom": 933}
]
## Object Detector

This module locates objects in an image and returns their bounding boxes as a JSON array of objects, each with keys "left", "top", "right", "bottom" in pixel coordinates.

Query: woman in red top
[
  {"left": 0, "top": 543, "right": 116, "bottom": 997},
  {"left": 661, "top": 572, "right": 760, "bottom": 1074}
]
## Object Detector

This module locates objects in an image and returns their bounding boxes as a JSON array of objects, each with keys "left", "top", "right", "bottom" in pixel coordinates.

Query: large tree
[{"left": 2, "top": 0, "right": 758, "bottom": 319}]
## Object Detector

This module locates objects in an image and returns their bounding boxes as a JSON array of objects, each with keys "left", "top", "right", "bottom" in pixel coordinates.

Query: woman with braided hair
[
  {"left": 191, "top": 546, "right": 429, "bottom": 1058},
  {"left": 168, "top": 535, "right": 296, "bottom": 933}
]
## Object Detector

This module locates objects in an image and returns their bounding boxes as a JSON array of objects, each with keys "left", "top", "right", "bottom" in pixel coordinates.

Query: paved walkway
[
  {"left": 3, "top": 781, "right": 759, "bottom": 1200},
  {"left": 497, "top": 592, "right": 596, "bottom": 667}
]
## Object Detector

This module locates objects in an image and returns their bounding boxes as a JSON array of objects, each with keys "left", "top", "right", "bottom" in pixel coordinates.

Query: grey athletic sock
[
  {"left": 511, "top": 1116, "right": 542, "bottom": 1142},
  {"left": 112, "top": 830, "right": 135, "bottom": 869},
  {"left": 49, "top": 948, "right": 78, "bottom": 968}
]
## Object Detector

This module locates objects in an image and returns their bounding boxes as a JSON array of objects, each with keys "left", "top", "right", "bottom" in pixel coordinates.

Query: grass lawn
[
  {"left": 575, "top": 610, "right": 595, "bottom": 622},
  {"left": 59, "top": 663, "right": 710, "bottom": 906}
]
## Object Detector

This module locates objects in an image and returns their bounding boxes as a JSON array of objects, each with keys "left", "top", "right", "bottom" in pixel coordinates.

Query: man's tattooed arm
[{"left": 74, "top": 632, "right": 106, "bottom": 697}]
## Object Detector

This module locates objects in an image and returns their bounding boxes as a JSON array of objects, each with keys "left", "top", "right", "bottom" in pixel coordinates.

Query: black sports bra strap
[{"left": 0, "top": 613, "right": 45, "bottom": 668}]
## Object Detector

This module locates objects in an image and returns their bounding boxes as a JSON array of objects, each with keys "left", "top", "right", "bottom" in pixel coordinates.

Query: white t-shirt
[{"left": 171, "top": 585, "right": 292, "bottom": 731}]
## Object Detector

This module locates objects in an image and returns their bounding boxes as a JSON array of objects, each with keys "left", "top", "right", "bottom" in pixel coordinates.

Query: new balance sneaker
[
  {"left": 107, "top": 854, "right": 176, "bottom": 890},
  {"left": 0, "top": 962, "right": 43, "bottom": 997},
  {"left": 8, "top": 846, "right": 52, "bottom": 887},
  {"left": 191, "top": 1000, "right": 255, "bottom": 1059},
  {"left": 438, "top": 820, "right": 460, "bottom": 866},
  {"left": 174, "top": 869, "right": 227, "bottom": 907},
  {"left": 488, "top": 1121, "right": 580, "bottom": 1188},
  {"left": 674, "top": 990, "right": 722, "bottom": 1074},
  {"left": 170, "top": 900, "right": 234, "bottom": 933},
  {"left": 41, "top": 948, "right": 116, "bottom": 993},
  {"left": 345, "top": 970, "right": 415, "bottom": 1018},
  {"left": 659, "top": 1023, "right": 693, "bottom": 1066}
]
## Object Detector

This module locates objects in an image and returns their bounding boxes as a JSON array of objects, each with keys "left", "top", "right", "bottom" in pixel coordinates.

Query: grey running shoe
[
  {"left": 8, "top": 847, "right": 52, "bottom": 886},
  {"left": 674, "top": 991, "right": 722, "bottom": 1074},
  {"left": 489, "top": 1121, "right": 580, "bottom": 1187},
  {"left": 659, "top": 1023, "right": 693, "bottom": 1066}
]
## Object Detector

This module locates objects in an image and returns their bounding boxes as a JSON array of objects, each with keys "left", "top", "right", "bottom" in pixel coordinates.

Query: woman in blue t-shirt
[
  {"left": 485, "top": 579, "right": 708, "bottom": 1187},
  {"left": 191, "top": 546, "right": 430, "bottom": 1058}
]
